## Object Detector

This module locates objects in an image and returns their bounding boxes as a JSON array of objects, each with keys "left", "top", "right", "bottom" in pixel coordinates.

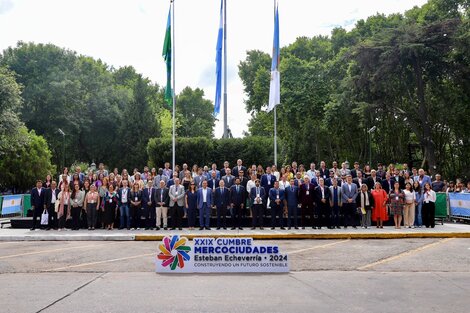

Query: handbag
[{"left": 41, "top": 209, "right": 49, "bottom": 225}]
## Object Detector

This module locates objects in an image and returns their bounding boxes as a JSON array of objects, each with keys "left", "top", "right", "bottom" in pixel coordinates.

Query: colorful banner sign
[{"left": 156, "top": 235, "right": 289, "bottom": 273}]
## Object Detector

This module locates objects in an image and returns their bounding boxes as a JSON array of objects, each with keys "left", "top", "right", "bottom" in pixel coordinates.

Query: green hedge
[{"left": 147, "top": 136, "right": 275, "bottom": 168}]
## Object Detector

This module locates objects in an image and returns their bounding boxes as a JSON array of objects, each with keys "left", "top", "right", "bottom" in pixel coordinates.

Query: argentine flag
[
  {"left": 448, "top": 193, "right": 470, "bottom": 218},
  {"left": 1, "top": 195, "right": 22, "bottom": 215}
]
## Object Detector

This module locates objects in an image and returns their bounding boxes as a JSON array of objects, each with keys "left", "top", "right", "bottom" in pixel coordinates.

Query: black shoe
[
  {"left": 30, "top": 228, "right": 35, "bottom": 231},
  {"left": 302, "top": 227, "right": 305, "bottom": 229},
  {"left": 199, "top": 227, "right": 204, "bottom": 230},
  {"left": 318, "top": 227, "right": 321, "bottom": 230},
  {"left": 155, "top": 226, "right": 160, "bottom": 230},
  {"left": 223, "top": 227, "right": 227, "bottom": 230},
  {"left": 288, "top": 227, "right": 291, "bottom": 230},
  {"left": 217, "top": 227, "right": 221, "bottom": 230},
  {"left": 46, "top": 228, "right": 51, "bottom": 231},
  {"left": 145, "top": 227, "right": 149, "bottom": 230},
  {"left": 294, "top": 227, "right": 299, "bottom": 230},
  {"left": 344, "top": 226, "right": 348, "bottom": 229},
  {"left": 127, "top": 228, "right": 130, "bottom": 230},
  {"left": 239, "top": 227, "right": 243, "bottom": 230},
  {"left": 312, "top": 226, "right": 316, "bottom": 229},
  {"left": 118, "top": 228, "right": 123, "bottom": 230},
  {"left": 231, "top": 227, "right": 236, "bottom": 230},
  {"left": 205, "top": 227, "right": 211, "bottom": 230},
  {"left": 271, "top": 227, "right": 275, "bottom": 230},
  {"left": 353, "top": 226, "right": 357, "bottom": 229},
  {"left": 251, "top": 227, "right": 256, "bottom": 230},
  {"left": 260, "top": 227, "right": 264, "bottom": 230},
  {"left": 280, "top": 227, "right": 286, "bottom": 230},
  {"left": 164, "top": 227, "right": 168, "bottom": 230},
  {"left": 171, "top": 227, "right": 176, "bottom": 230},
  {"left": 179, "top": 228, "right": 182, "bottom": 230}
]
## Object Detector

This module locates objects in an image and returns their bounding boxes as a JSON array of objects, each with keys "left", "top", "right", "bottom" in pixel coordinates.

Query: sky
[{"left": 0, "top": 0, "right": 428, "bottom": 138}]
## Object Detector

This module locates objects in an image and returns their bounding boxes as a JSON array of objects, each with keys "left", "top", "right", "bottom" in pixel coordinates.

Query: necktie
[{"left": 237, "top": 185, "right": 239, "bottom": 193}]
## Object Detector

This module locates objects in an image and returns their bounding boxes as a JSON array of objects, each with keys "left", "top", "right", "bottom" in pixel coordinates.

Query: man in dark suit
[
  {"left": 232, "top": 159, "right": 247, "bottom": 178},
  {"left": 393, "top": 169, "right": 405, "bottom": 190},
  {"left": 269, "top": 181, "right": 285, "bottom": 229},
  {"left": 30, "top": 180, "right": 45, "bottom": 230},
  {"left": 353, "top": 171, "right": 365, "bottom": 189},
  {"left": 318, "top": 161, "right": 329, "bottom": 180},
  {"left": 236, "top": 170, "right": 249, "bottom": 217},
  {"left": 142, "top": 180, "right": 156, "bottom": 229},
  {"left": 207, "top": 171, "right": 220, "bottom": 190},
  {"left": 381, "top": 173, "right": 394, "bottom": 194},
  {"left": 214, "top": 180, "right": 230, "bottom": 230},
  {"left": 230, "top": 178, "right": 246, "bottom": 230},
  {"left": 299, "top": 176, "right": 315, "bottom": 229},
  {"left": 193, "top": 168, "right": 207, "bottom": 188},
  {"left": 366, "top": 170, "right": 380, "bottom": 191},
  {"left": 197, "top": 180, "right": 213, "bottom": 230},
  {"left": 221, "top": 168, "right": 235, "bottom": 189},
  {"left": 285, "top": 179, "right": 299, "bottom": 230},
  {"left": 250, "top": 179, "right": 266, "bottom": 229},
  {"left": 341, "top": 175, "right": 359, "bottom": 228},
  {"left": 154, "top": 180, "right": 170, "bottom": 230},
  {"left": 325, "top": 170, "right": 338, "bottom": 187},
  {"left": 261, "top": 166, "right": 276, "bottom": 195},
  {"left": 44, "top": 180, "right": 60, "bottom": 230},
  {"left": 350, "top": 162, "right": 361, "bottom": 179},
  {"left": 315, "top": 178, "right": 331, "bottom": 229}
]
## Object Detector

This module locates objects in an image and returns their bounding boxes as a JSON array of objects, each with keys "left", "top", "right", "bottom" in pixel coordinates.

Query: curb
[
  {"left": 135, "top": 232, "right": 470, "bottom": 241},
  {"left": 0, "top": 235, "right": 135, "bottom": 241}
]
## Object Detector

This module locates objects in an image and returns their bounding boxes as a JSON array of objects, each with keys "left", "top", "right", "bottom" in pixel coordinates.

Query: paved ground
[{"left": 1, "top": 237, "right": 469, "bottom": 312}]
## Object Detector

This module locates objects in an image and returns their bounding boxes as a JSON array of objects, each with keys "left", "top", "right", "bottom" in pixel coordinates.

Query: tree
[
  {"left": 0, "top": 128, "right": 56, "bottom": 192},
  {"left": 176, "top": 87, "right": 215, "bottom": 138}
]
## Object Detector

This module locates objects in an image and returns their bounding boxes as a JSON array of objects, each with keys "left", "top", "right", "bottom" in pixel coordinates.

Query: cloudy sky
[{"left": 0, "top": 0, "right": 427, "bottom": 137}]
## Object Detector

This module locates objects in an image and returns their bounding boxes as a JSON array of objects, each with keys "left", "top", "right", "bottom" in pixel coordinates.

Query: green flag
[{"left": 162, "top": 6, "right": 172, "bottom": 106}]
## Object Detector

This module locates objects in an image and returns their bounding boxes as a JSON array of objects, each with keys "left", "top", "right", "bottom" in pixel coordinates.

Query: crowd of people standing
[{"left": 29, "top": 160, "right": 470, "bottom": 231}]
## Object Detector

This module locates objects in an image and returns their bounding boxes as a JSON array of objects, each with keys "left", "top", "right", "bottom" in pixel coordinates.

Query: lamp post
[
  {"left": 58, "top": 128, "right": 66, "bottom": 170},
  {"left": 367, "top": 126, "right": 377, "bottom": 166}
]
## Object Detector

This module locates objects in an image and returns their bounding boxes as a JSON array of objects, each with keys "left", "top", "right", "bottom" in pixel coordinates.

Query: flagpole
[
  {"left": 223, "top": 0, "right": 228, "bottom": 138},
  {"left": 273, "top": 0, "right": 277, "bottom": 166},
  {"left": 171, "top": 0, "right": 176, "bottom": 172}
]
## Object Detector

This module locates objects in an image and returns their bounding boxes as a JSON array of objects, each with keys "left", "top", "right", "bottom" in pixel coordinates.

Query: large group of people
[{"left": 29, "top": 160, "right": 470, "bottom": 231}]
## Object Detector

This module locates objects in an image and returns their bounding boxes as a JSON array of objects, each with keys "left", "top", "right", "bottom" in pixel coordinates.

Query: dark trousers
[
  {"left": 171, "top": 205, "right": 183, "bottom": 228},
  {"left": 217, "top": 206, "right": 228, "bottom": 228},
  {"left": 422, "top": 202, "right": 436, "bottom": 228},
  {"left": 231, "top": 204, "right": 243, "bottom": 228},
  {"left": 270, "top": 203, "right": 283, "bottom": 227},
  {"left": 318, "top": 202, "right": 331, "bottom": 228},
  {"left": 252, "top": 204, "right": 264, "bottom": 227},
  {"left": 86, "top": 203, "right": 97, "bottom": 228},
  {"left": 187, "top": 207, "right": 196, "bottom": 227},
  {"left": 71, "top": 206, "right": 81, "bottom": 230},
  {"left": 32, "top": 207, "right": 44, "bottom": 229},
  {"left": 301, "top": 203, "right": 313, "bottom": 227},
  {"left": 47, "top": 204, "right": 58, "bottom": 229},
  {"left": 331, "top": 204, "right": 341, "bottom": 227},
  {"left": 143, "top": 205, "right": 155, "bottom": 228},
  {"left": 58, "top": 205, "right": 69, "bottom": 229},
  {"left": 287, "top": 205, "right": 298, "bottom": 228},
  {"left": 199, "top": 203, "right": 211, "bottom": 227},
  {"left": 130, "top": 205, "right": 140, "bottom": 228},
  {"left": 343, "top": 203, "right": 357, "bottom": 227}
]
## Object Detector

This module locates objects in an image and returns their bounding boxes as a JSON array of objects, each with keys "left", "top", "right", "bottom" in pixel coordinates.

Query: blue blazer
[
  {"left": 341, "top": 183, "right": 358, "bottom": 203},
  {"left": 269, "top": 188, "right": 285, "bottom": 204},
  {"left": 142, "top": 187, "right": 154, "bottom": 208},
  {"left": 250, "top": 186, "right": 266, "bottom": 206},
  {"left": 208, "top": 178, "right": 220, "bottom": 190},
  {"left": 261, "top": 174, "right": 276, "bottom": 193},
  {"left": 31, "top": 187, "right": 45, "bottom": 210},
  {"left": 214, "top": 187, "right": 230, "bottom": 208},
  {"left": 284, "top": 185, "right": 299, "bottom": 208},
  {"left": 230, "top": 185, "right": 246, "bottom": 206},
  {"left": 197, "top": 188, "right": 213, "bottom": 209}
]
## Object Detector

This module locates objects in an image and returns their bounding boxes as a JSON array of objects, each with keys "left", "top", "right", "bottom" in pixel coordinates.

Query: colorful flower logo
[{"left": 157, "top": 235, "right": 191, "bottom": 270}]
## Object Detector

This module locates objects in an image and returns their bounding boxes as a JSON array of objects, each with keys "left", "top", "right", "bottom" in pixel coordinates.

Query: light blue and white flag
[
  {"left": 214, "top": 0, "right": 223, "bottom": 116},
  {"left": 267, "top": 1, "right": 280, "bottom": 112},
  {"left": 449, "top": 193, "right": 470, "bottom": 218},
  {"left": 1, "top": 195, "right": 22, "bottom": 215}
]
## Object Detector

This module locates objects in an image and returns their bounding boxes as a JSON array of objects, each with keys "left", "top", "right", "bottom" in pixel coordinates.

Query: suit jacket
[
  {"left": 208, "top": 178, "right": 220, "bottom": 190},
  {"left": 341, "top": 183, "right": 358, "bottom": 204},
  {"left": 208, "top": 169, "right": 221, "bottom": 180},
  {"left": 417, "top": 175, "right": 432, "bottom": 188},
  {"left": 117, "top": 187, "right": 131, "bottom": 206},
  {"left": 269, "top": 188, "right": 285, "bottom": 205},
  {"left": 366, "top": 176, "right": 380, "bottom": 190},
  {"left": 194, "top": 175, "right": 207, "bottom": 188},
  {"left": 284, "top": 185, "right": 299, "bottom": 208},
  {"left": 154, "top": 187, "right": 170, "bottom": 207},
  {"left": 230, "top": 185, "right": 246, "bottom": 206},
  {"left": 261, "top": 173, "right": 276, "bottom": 194},
  {"left": 381, "top": 179, "right": 394, "bottom": 194},
  {"left": 392, "top": 175, "right": 405, "bottom": 190},
  {"left": 45, "top": 188, "right": 60, "bottom": 207},
  {"left": 299, "top": 183, "right": 316, "bottom": 206},
  {"left": 353, "top": 177, "right": 366, "bottom": 189},
  {"left": 232, "top": 166, "right": 247, "bottom": 178},
  {"left": 31, "top": 187, "right": 45, "bottom": 210},
  {"left": 350, "top": 169, "right": 361, "bottom": 179},
  {"left": 325, "top": 177, "right": 339, "bottom": 187},
  {"left": 168, "top": 184, "right": 185, "bottom": 207},
  {"left": 319, "top": 168, "right": 329, "bottom": 180},
  {"left": 315, "top": 185, "right": 331, "bottom": 206},
  {"left": 221, "top": 175, "right": 235, "bottom": 189},
  {"left": 250, "top": 185, "right": 266, "bottom": 206},
  {"left": 142, "top": 187, "right": 155, "bottom": 208},
  {"left": 329, "top": 185, "right": 343, "bottom": 207},
  {"left": 237, "top": 176, "right": 248, "bottom": 190},
  {"left": 310, "top": 177, "right": 319, "bottom": 187},
  {"left": 214, "top": 187, "right": 230, "bottom": 208},
  {"left": 197, "top": 188, "right": 213, "bottom": 209},
  {"left": 153, "top": 175, "right": 168, "bottom": 187}
]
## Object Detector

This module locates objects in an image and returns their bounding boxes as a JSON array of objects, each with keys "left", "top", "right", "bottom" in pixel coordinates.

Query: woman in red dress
[{"left": 371, "top": 182, "right": 388, "bottom": 228}]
